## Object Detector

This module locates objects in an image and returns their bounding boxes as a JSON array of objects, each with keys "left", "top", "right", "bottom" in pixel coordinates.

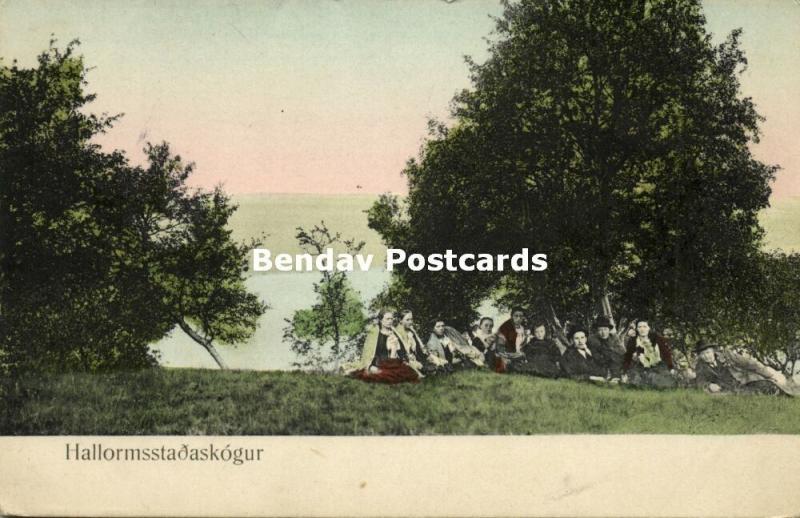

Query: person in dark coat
[
  {"left": 694, "top": 341, "right": 741, "bottom": 394},
  {"left": 588, "top": 315, "right": 624, "bottom": 377},
  {"left": 694, "top": 340, "right": 798, "bottom": 396},
  {"left": 561, "top": 328, "right": 609, "bottom": 380},
  {"left": 622, "top": 319, "right": 677, "bottom": 389},
  {"left": 507, "top": 321, "right": 562, "bottom": 378}
]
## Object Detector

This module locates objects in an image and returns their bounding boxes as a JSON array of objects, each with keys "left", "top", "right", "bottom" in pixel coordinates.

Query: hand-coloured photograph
[
  {"left": 2, "top": 1, "right": 800, "bottom": 514},
  {"left": 2, "top": 0, "right": 800, "bottom": 436}
]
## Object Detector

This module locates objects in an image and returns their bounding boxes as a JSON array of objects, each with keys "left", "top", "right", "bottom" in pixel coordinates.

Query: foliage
[
  {"left": 5, "top": 368, "right": 800, "bottom": 434},
  {"left": 129, "top": 143, "right": 268, "bottom": 368},
  {"left": 0, "top": 41, "right": 158, "bottom": 373},
  {"left": 709, "top": 251, "right": 800, "bottom": 376},
  {"left": 0, "top": 41, "right": 266, "bottom": 373},
  {"left": 369, "top": 0, "right": 775, "bottom": 338},
  {"left": 284, "top": 222, "right": 367, "bottom": 372}
]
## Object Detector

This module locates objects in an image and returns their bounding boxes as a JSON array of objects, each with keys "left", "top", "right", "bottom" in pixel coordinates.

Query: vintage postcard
[{"left": 1, "top": 0, "right": 800, "bottom": 516}]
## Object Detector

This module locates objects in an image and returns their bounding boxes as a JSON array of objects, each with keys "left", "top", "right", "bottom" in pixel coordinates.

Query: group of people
[{"left": 345, "top": 308, "right": 797, "bottom": 397}]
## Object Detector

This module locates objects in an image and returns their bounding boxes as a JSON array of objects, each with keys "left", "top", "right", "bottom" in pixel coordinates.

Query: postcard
[{"left": 1, "top": 0, "right": 799, "bottom": 516}]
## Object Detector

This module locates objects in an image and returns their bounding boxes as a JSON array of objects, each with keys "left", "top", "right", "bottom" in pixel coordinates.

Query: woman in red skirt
[{"left": 350, "top": 309, "right": 420, "bottom": 384}]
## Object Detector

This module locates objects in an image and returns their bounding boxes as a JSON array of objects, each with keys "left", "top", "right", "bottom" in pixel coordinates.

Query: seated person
[
  {"left": 348, "top": 310, "right": 419, "bottom": 384},
  {"left": 506, "top": 322, "right": 561, "bottom": 378},
  {"left": 464, "top": 323, "right": 479, "bottom": 344},
  {"left": 427, "top": 320, "right": 453, "bottom": 362},
  {"left": 587, "top": 315, "right": 624, "bottom": 376},
  {"left": 622, "top": 319, "right": 677, "bottom": 389},
  {"left": 498, "top": 307, "right": 529, "bottom": 355},
  {"left": 471, "top": 317, "right": 505, "bottom": 372},
  {"left": 560, "top": 328, "right": 609, "bottom": 381},
  {"left": 394, "top": 310, "right": 449, "bottom": 375},
  {"left": 442, "top": 325, "right": 486, "bottom": 368},
  {"left": 427, "top": 320, "right": 482, "bottom": 369},
  {"left": 694, "top": 341, "right": 797, "bottom": 396}
]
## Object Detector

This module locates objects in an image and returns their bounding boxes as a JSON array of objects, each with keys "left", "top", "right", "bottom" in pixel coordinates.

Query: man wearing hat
[
  {"left": 694, "top": 341, "right": 798, "bottom": 396},
  {"left": 588, "top": 315, "right": 625, "bottom": 376},
  {"left": 694, "top": 341, "right": 739, "bottom": 393}
]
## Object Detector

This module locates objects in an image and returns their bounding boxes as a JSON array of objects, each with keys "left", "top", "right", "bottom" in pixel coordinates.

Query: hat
[
  {"left": 694, "top": 340, "right": 716, "bottom": 354},
  {"left": 593, "top": 315, "right": 613, "bottom": 329},
  {"left": 569, "top": 326, "right": 588, "bottom": 339}
]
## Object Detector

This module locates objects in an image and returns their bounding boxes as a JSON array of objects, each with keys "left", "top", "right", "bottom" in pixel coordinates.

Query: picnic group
[{"left": 344, "top": 308, "right": 798, "bottom": 396}]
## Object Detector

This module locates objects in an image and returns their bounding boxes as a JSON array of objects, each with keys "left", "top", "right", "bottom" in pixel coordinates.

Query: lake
[{"left": 151, "top": 268, "right": 505, "bottom": 371}]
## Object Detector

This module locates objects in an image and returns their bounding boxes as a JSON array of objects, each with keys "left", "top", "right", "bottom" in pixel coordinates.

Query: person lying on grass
[
  {"left": 347, "top": 309, "right": 420, "bottom": 384},
  {"left": 694, "top": 340, "right": 798, "bottom": 396}
]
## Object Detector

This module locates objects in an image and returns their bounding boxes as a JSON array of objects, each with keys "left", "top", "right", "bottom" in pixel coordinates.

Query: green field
[
  {"left": 230, "top": 194, "right": 800, "bottom": 260},
  {"left": 5, "top": 369, "right": 799, "bottom": 434}
]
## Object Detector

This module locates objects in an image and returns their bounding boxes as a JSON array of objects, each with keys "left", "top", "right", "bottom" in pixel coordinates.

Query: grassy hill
[{"left": 5, "top": 369, "right": 800, "bottom": 434}]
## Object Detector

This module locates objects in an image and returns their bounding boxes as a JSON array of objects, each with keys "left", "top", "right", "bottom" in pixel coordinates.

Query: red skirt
[{"left": 351, "top": 359, "right": 420, "bottom": 384}]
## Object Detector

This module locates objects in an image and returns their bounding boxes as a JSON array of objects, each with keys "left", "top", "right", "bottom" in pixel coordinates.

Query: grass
[{"left": 4, "top": 368, "right": 800, "bottom": 434}]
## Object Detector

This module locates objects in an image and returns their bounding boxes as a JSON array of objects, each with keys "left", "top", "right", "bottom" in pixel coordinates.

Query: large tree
[
  {"left": 0, "top": 41, "right": 266, "bottom": 372},
  {"left": 369, "top": 0, "right": 775, "bottom": 336}
]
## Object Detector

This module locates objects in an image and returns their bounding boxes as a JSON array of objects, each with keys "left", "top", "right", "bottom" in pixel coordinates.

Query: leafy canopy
[
  {"left": 369, "top": 0, "right": 775, "bottom": 338},
  {"left": 0, "top": 41, "right": 266, "bottom": 373}
]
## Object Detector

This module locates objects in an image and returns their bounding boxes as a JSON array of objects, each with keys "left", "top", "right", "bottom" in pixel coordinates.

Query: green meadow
[{"left": 5, "top": 369, "right": 800, "bottom": 435}]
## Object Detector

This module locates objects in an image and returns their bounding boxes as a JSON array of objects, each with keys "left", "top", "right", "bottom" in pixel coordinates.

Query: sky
[{"left": 1, "top": 0, "right": 799, "bottom": 198}]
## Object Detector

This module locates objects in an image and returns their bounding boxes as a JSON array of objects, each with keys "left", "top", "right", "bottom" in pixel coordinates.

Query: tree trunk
[
  {"left": 601, "top": 291, "right": 614, "bottom": 321},
  {"left": 547, "top": 303, "right": 570, "bottom": 352},
  {"left": 178, "top": 320, "right": 228, "bottom": 369}
]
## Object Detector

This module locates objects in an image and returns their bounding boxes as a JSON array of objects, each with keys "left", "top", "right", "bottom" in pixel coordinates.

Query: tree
[
  {"left": 369, "top": 0, "right": 775, "bottom": 338},
  {"left": 126, "top": 142, "right": 268, "bottom": 369},
  {"left": 0, "top": 41, "right": 157, "bottom": 373},
  {"left": 0, "top": 41, "right": 266, "bottom": 373},
  {"left": 283, "top": 222, "right": 367, "bottom": 372},
  {"left": 707, "top": 251, "right": 800, "bottom": 377}
]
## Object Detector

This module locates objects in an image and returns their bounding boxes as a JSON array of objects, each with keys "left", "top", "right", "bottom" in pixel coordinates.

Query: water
[{"left": 151, "top": 269, "right": 505, "bottom": 371}]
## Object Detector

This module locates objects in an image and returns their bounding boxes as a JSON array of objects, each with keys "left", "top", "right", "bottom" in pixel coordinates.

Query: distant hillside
[
  {"left": 760, "top": 197, "right": 800, "bottom": 252},
  {"left": 229, "top": 193, "right": 387, "bottom": 262},
  {"left": 228, "top": 194, "right": 800, "bottom": 258}
]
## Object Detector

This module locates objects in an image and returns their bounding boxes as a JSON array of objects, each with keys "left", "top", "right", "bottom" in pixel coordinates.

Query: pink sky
[{"left": 2, "top": 0, "right": 799, "bottom": 198}]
